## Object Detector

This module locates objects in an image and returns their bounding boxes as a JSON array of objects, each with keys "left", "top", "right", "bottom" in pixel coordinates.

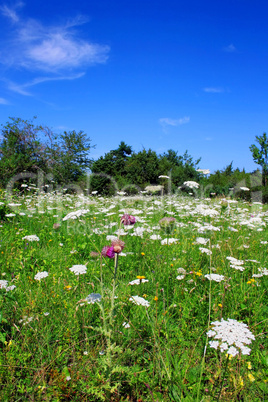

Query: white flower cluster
[
  {"left": 252, "top": 267, "right": 268, "bottom": 278},
  {"left": 22, "top": 235, "right": 40, "bottom": 242},
  {"left": 128, "top": 279, "right": 149, "bottom": 285},
  {"left": 204, "top": 274, "right": 225, "bottom": 282},
  {"left": 226, "top": 256, "right": 245, "bottom": 271},
  {"left": 199, "top": 247, "right": 212, "bottom": 256},
  {"left": 161, "top": 238, "right": 178, "bottom": 245},
  {"left": 207, "top": 318, "right": 255, "bottom": 356},
  {"left": 69, "top": 265, "right": 87, "bottom": 275},
  {"left": 62, "top": 209, "right": 89, "bottom": 221},
  {"left": 85, "top": 293, "right": 101, "bottom": 304},
  {"left": 183, "top": 181, "right": 199, "bottom": 189},
  {"left": 129, "top": 295, "right": 150, "bottom": 307},
  {"left": 34, "top": 271, "right": 49, "bottom": 281}
]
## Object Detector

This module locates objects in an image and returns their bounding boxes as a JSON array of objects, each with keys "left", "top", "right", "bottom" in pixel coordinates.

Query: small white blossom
[
  {"left": 205, "top": 274, "right": 225, "bottom": 282},
  {"left": 129, "top": 279, "right": 149, "bottom": 285},
  {"left": 22, "top": 235, "right": 40, "bottom": 242},
  {"left": 129, "top": 295, "right": 150, "bottom": 307},
  {"left": 34, "top": 271, "right": 49, "bottom": 281},
  {"left": 69, "top": 265, "right": 87, "bottom": 275}
]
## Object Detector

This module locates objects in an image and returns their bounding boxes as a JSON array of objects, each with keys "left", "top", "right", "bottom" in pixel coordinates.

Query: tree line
[{"left": 0, "top": 117, "right": 267, "bottom": 201}]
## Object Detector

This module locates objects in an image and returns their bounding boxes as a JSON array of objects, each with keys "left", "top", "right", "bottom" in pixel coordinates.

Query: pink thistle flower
[
  {"left": 101, "top": 246, "right": 115, "bottom": 259},
  {"left": 111, "top": 239, "right": 125, "bottom": 253},
  {"left": 121, "top": 213, "right": 136, "bottom": 225}
]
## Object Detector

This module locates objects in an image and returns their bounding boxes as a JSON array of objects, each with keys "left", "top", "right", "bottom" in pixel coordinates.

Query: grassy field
[{"left": 0, "top": 190, "right": 267, "bottom": 401}]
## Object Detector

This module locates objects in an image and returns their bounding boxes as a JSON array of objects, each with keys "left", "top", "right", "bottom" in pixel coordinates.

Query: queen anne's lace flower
[
  {"left": 207, "top": 318, "right": 255, "bottom": 356},
  {"left": 62, "top": 209, "right": 89, "bottom": 221},
  {"left": 34, "top": 271, "right": 49, "bottom": 280},
  {"left": 69, "top": 265, "right": 87, "bottom": 275},
  {"left": 22, "top": 235, "right": 40, "bottom": 241},
  {"left": 205, "top": 274, "right": 225, "bottom": 282},
  {"left": 129, "top": 295, "right": 150, "bottom": 307}
]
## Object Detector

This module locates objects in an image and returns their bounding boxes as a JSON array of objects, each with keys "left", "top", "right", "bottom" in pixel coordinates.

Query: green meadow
[{"left": 0, "top": 190, "right": 267, "bottom": 401}]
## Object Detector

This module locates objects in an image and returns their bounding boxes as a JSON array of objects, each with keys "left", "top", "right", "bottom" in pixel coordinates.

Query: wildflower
[
  {"left": 22, "top": 235, "right": 40, "bottom": 242},
  {"left": 129, "top": 295, "right": 150, "bottom": 307},
  {"left": 62, "top": 209, "right": 89, "bottom": 221},
  {"left": 159, "top": 217, "right": 176, "bottom": 234},
  {"left": 183, "top": 181, "right": 199, "bottom": 189},
  {"left": 6, "top": 285, "right": 16, "bottom": 291},
  {"left": 34, "top": 271, "right": 49, "bottom": 281},
  {"left": 154, "top": 296, "right": 158, "bottom": 301},
  {"left": 129, "top": 278, "right": 148, "bottom": 285},
  {"left": 122, "top": 322, "right": 131, "bottom": 328},
  {"left": 121, "top": 213, "right": 136, "bottom": 225},
  {"left": 161, "top": 238, "right": 178, "bottom": 245},
  {"left": 0, "top": 280, "right": 8, "bottom": 289},
  {"left": 248, "top": 373, "right": 255, "bottom": 382},
  {"left": 247, "top": 362, "right": 252, "bottom": 370},
  {"left": 141, "top": 252, "right": 145, "bottom": 256},
  {"left": 137, "top": 275, "right": 145, "bottom": 279},
  {"left": 101, "top": 246, "right": 115, "bottom": 259},
  {"left": 111, "top": 238, "right": 125, "bottom": 253},
  {"left": 90, "top": 251, "right": 100, "bottom": 258},
  {"left": 69, "top": 265, "right": 87, "bottom": 275},
  {"left": 199, "top": 247, "right": 212, "bottom": 255},
  {"left": 85, "top": 293, "right": 101, "bottom": 304},
  {"left": 53, "top": 223, "right": 60, "bottom": 230},
  {"left": 64, "top": 285, "right": 72, "bottom": 290},
  {"left": 205, "top": 274, "right": 225, "bottom": 282},
  {"left": 207, "top": 318, "right": 255, "bottom": 356}
]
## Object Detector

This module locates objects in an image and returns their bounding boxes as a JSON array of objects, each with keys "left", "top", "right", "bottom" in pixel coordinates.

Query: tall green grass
[{"left": 0, "top": 191, "right": 267, "bottom": 401}]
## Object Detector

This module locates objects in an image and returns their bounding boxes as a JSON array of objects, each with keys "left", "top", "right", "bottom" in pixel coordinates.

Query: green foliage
[
  {"left": 91, "top": 144, "right": 201, "bottom": 194},
  {"left": 0, "top": 117, "right": 93, "bottom": 189},
  {"left": 250, "top": 132, "right": 268, "bottom": 186}
]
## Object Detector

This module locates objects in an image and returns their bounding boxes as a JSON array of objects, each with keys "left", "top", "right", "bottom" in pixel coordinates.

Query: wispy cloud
[
  {"left": 223, "top": 44, "right": 236, "bottom": 53},
  {"left": 203, "top": 87, "right": 224, "bottom": 93},
  {"left": 0, "top": 3, "right": 110, "bottom": 94},
  {"left": 5, "top": 72, "right": 86, "bottom": 96},
  {"left": 159, "top": 116, "right": 190, "bottom": 133},
  {"left": 0, "top": 2, "right": 23, "bottom": 23},
  {"left": 0, "top": 97, "right": 9, "bottom": 105}
]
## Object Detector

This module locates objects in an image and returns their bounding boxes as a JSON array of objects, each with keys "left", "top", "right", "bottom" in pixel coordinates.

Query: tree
[
  {"left": 52, "top": 130, "right": 93, "bottom": 184},
  {"left": 0, "top": 117, "right": 93, "bottom": 188},
  {"left": 0, "top": 117, "right": 48, "bottom": 186},
  {"left": 250, "top": 133, "right": 268, "bottom": 186}
]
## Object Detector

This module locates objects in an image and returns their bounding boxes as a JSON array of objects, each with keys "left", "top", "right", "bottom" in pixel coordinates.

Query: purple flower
[
  {"left": 101, "top": 246, "right": 115, "bottom": 259},
  {"left": 121, "top": 214, "right": 136, "bottom": 225}
]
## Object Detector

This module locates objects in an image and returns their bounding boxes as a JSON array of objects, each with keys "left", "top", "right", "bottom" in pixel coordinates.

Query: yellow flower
[
  {"left": 141, "top": 252, "right": 145, "bottom": 256},
  {"left": 170, "top": 263, "right": 174, "bottom": 267},
  {"left": 248, "top": 373, "right": 255, "bottom": 382},
  {"left": 218, "top": 303, "right": 223, "bottom": 308},
  {"left": 64, "top": 285, "right": 72, "bottom": 291},
  {"left": 247, "top": 362, "right": 252, "bottom": 370},
  {"left": 154, "top": 296, "right": 158, "bottom": 301},
  {"left": 239, "top": 376, "right": 244, "bottom": 387},
  {"left": 143, "top": 294, "right": 147, "bottom": 298},
  {"left": 137, "top": 275, "right": 145, "bottom": 280},
  {"left": 196, "top": 271, "right": 202, "bottom": 276}
]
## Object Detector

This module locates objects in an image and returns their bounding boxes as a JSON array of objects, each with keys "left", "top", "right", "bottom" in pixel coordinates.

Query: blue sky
[{"left": 0, "top": 0, "right": 268, "bottom": 174}]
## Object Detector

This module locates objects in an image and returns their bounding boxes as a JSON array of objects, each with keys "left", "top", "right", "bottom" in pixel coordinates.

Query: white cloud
[
  {"left": 0, "top": 2, "right": 23, "bottom": 23},
  {"left": 0, "top": 3, "right": 110, "bottom": 94},
  {"left": 6, "top": 72, "right": 86, "bottom": 96},
  {"left": 159, "top": 116, "right": 190, "bottom": 133},
  {"left": 223, "top": 44, "right": 236, "bottom": 52},
  {"left": 159, "top": 117, "right": 190, "bottom": 127},
  {"left": 0, "top": 97, "right": 9, "bottom": 105},
  {"left": 203, "top": 87, "right": 224, "bottom": 93}
]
